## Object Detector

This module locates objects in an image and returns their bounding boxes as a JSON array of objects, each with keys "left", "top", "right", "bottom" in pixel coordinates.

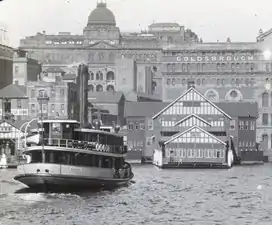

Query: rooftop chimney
[{"left": 187, "top": 80, "right": 195, "bottom": 89}]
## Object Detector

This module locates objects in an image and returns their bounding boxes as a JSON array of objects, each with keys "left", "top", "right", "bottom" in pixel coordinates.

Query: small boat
[{"left": 14, "top": 119, "right": 134, "bottom": 191}]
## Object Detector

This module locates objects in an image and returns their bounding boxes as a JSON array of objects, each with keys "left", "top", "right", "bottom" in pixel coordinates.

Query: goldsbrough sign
[{"left": 173, "top": 55, "right": 255, "bottom": 62}]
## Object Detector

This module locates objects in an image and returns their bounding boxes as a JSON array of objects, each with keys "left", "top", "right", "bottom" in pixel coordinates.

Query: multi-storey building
[
  {"left": 18, "top": 1, "right": 272, "bottom": 154},
  {"left": 13, "top": 50, "right": 41, "bottom": 85},
  {"left": 0, "top": 84, "right": 29, "bottom": 120},
  {"left": 26, "top": 80, "right": 78, "bottom": 120},
  {"left": 125, "top": 86, "right": 261, "bottom": 164},
  {"left": 0, "top": 44, "right": 13, "bottom": 89}
]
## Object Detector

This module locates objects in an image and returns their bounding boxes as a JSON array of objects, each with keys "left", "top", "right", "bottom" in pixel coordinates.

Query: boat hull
[
  {"left": 14, "top": 163, "right": 134, "bottom": 191},
  {"left": 14, "top": 173, "right": 134, "bottom": 191}
]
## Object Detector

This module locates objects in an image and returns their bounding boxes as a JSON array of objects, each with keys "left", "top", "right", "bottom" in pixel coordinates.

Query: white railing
[{"left": 42, "top": 138, "right": 127, "bottom": 154}]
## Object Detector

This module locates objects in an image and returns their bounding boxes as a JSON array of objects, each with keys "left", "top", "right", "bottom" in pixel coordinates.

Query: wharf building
[
  {"left": 125, "top": 84, "right": 260, "bottom": 165},
  {"left": 17, "top": 2, "right": 272, "bottom": 154}
]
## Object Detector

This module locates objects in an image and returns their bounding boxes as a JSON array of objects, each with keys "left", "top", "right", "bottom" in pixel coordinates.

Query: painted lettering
[{"left": 174, "top": 54, "right": 255, "bottom": 62}]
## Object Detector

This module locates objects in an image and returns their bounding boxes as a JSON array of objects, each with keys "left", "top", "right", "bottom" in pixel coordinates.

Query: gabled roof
[
  {"left": 174, "top": 114, "right": 212, "bottom": 127},
  {"left": 0, "top": 84, "right": 27, "bottom": 99},
  {"left": 0, "top": 119, "right": 38, "bottom": 131},
  {"left": 88, "top": 91, "right": 124, "bottom": 104},
  {"left": 164, "top": 125, "right": 227, "bottom": 145},
  {"left": 125, "top": 102, "right": 167, "bottom": 117},
  {"left": 215, "top": 102, "right": 258, "bottom": 118},
  {"left": 152, "top": 87, "right": 231, "bottom": 120}
]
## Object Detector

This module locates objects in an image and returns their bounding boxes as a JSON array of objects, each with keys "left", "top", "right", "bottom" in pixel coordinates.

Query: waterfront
[{"left": 1, "top": 165, "right": 272, "bottom": 225}]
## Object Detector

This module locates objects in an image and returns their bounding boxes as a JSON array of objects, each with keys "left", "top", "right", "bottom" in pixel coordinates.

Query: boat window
[
  {"left": 101, "top": 156, "right": 110, "bottom": 168},
  {"left": 27, "top": 150, "right": 42, "bottom": 163},
  {"left": 52, "top": 123, "right": 61, "bottom": 135},
  {"left": 62, "top": 123, "right": 73, "bottom": 139},
  {"left": 43, "top": 123, "right": 49, "bottom": 138}
]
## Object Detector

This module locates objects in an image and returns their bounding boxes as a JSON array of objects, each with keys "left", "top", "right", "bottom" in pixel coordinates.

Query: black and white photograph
[{"left": 1, "top": 0, "right": 272, "bottom": 224}]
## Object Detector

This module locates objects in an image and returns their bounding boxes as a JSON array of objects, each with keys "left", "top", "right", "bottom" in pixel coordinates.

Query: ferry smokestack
[{"left": 77, "top": 64, "right": 89, "bottom": 127}]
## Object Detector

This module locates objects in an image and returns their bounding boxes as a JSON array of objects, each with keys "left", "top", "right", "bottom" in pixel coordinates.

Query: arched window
[
  {"left": 88, "top": 84, "right": 94, "bottom": 92},
  {"left": 106, "top": 71, "right": 115, "bottom": 81},
  {"left": 106, "top": 85, "right": 115, "bottom": 92},
  {"left": 167, "top": 36, "right": 173, "bottom": 44},
  {"left": 152, "top": 81, "right": 157, "bottom": 93},
  {"left": 96, "top": 84, "right": 103, "bottom": 92},
  {"left": 262, "top": 92, "right": 269, "bottom": 107},
  {"left": 262, "top": 134, "right": 269, "bottom": 150},
  {"left": 96, "top": 71, "right": 103, "bottom": 80},
  {"left": 89, "top": 72, "right": 94, "bottom": 80}
]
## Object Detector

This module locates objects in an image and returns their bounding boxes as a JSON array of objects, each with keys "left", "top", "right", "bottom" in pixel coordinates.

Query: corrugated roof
[
  {"left": 46, "top": 67, "right": 65, "bottom": 73},
  {"left": 88, "top": 91, "right": 124, "bottom": 103},
  {"left": 125, "top": 102, "right": 167, "bottom": 117},
  {"left": 0, "top": 84, "right": 27, "bottom": 98},
  {"left": 215, "top": 102, "right": 258, "bottom": 118},
  {"left": 63, "top": 73, "right": 76, "bottom": 80}
]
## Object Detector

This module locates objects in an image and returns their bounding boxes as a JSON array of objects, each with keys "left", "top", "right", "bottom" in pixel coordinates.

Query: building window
[
  {"left": 239, "top": 121, "right": 244, "bottom": 130},
  {"left": 135, "top": 123, "right": 139, "bottom": 130},
  {"left": 262, "top": 134, "right": 268, "bottom": 150},
  {"left": 51, "top": 104, "right": 55, "bottom": 113},
  {"left": 128, "top": 123, "right": 133, "bottom": 130},
  {"left": 15, "top": 66, "right": 19, "bottom": 74},
  {"left": 31, "top": 89, "right": 35, "bottom": 98},
  {"left": 42, "top": 104, "right": 47, "bottom": 113},
  {"left": 147, "top": 119, "right": 153, "bottom": 130},
  {"left": 262, "top": 92, "right": 269, "bottom": 107},
  {"left": 17, "top": 99, "right": 22, "bottom": 109},
  {"left": 250, "top": 121, "right": 255, "bottom": 130},
  {"left": 60, "top": 89, "right": 65, "bottom": 97},
  {"left": 31, "top": 104, "right": 35, "bottom": 113},
  {"left": 230, "top": 120, "right": 235, "bottom": 130},
  {"left": 96, "top": 71, "right": 103, "bottom": 80},
  {"left": 51, "top": 89, "right": 56, "bottom": 97},
  {"left": 61, "top": 104, "right": 65, "bottom": 114},
  {"left": 262, "top": 113, "right": 268, "bottom": 125},
  {"left": 245, "top": 121, "right": 249, "bottom": 130},
  {"left": 140, "top": 123, "right": 145, "bottom": 130}
]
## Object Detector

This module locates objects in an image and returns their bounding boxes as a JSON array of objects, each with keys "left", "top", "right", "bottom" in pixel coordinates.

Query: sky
[{"left": 1, "top": 0, "right": 272, "bottom": 47}]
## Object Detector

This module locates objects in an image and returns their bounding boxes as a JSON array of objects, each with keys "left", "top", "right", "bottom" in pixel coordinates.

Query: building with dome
[{"left": 18, "top": 2, "right": 272, "bottom": 153}]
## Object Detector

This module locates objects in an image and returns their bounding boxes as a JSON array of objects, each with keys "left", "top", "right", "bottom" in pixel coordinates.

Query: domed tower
[{"left": 83, "top": 1, "right": 120, "bottom": 45}]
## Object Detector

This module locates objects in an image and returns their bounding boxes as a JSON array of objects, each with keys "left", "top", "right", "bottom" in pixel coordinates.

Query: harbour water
[{"left": 1, "top": 165, "right": 272, "bottom": 225}]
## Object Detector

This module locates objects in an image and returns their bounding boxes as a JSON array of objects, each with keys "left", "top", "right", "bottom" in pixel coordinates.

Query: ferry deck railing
[{"left": 39, "top": 138, "right": 127, "bottom": 154}]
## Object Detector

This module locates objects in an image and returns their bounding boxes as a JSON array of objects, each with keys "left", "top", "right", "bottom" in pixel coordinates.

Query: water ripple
[{"left": 1, "top": 165, "right": 272, "bottom": 224}]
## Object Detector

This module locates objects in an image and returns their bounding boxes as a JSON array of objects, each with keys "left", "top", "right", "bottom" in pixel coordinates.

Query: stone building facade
[{"left": 18, "top": 2, "right": 272, "bottom": 151}]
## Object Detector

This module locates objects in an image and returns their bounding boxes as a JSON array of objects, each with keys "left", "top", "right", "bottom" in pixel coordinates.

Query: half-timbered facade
[
  {"left": 0, "top": 120, "right": 25, "bottom": 165},
  {"left": 152, "top": 84, "right": 234, "bottom": 168}
]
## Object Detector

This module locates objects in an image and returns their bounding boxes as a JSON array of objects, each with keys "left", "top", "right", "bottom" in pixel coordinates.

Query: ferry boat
[{"left": 14, "top": 119, "right": 134, "bottom": 191}]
